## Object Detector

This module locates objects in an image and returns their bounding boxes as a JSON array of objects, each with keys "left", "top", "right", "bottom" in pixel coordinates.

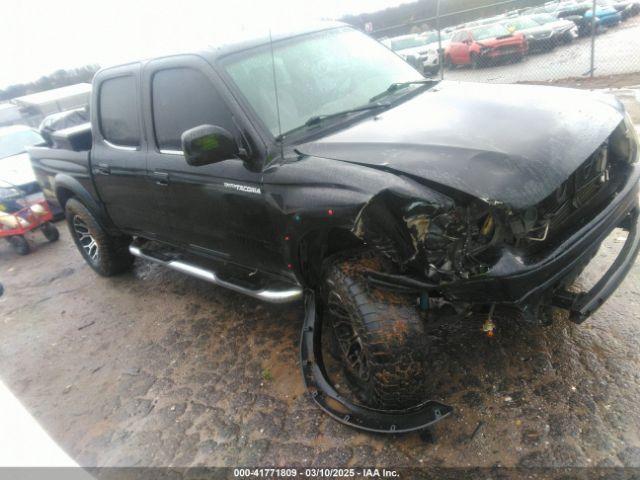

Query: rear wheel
[
  {"left": 64, "top": 198, "right": 134, "bottom": 276},
  {"left": 321, "top": 250, "right": 429, "bottom": 409},
  {"left": 8, "top": 235, "right": 30, "bottom": 255}
]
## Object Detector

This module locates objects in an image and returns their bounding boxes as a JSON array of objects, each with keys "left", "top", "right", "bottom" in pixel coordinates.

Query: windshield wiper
[
  {"left": 304, "top": 102, "right": 391, "bottom": 127},
  {"left": 275, "top": 102, "right": 391, "bottom": 141},
  {"left": 368, "top": 80, "right": 434, "bottom": 104}
]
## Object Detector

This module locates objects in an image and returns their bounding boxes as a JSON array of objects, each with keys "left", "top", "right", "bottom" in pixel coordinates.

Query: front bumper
[
  {"left": 442, "top": 163, "right": 640, "bottom": 318},
  {"left": 419, "top": 54, "right": 439, "bottom": 72}
]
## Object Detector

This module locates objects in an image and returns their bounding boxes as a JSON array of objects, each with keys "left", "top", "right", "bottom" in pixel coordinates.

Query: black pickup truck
[{"left": 29, "top": 22, "right": 640, "bottom": 432}]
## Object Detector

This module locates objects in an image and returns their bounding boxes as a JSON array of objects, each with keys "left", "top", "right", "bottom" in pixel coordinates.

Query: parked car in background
[
  {"left": 426, "top": 29, "right": 453, "bottom": 50},
  {"left": 599, "top": 0, "right": 639, "bottom": 18},
  {"left": 445, "top": 24, "right": 527, "bottom": 69},
  {"left": 381, "top": 33, "right": 440, "bottom": 75},
  {"left": 501, "top": 16, "right": 556, "bottom": 52},
  {"left": 0, "top": 125, "right": 61, "bottom": 216},
  {"left": 585, "top": 3, "right": 622, "bottom": 26},
  {"left": 529, "top": 13, "right": 578, "bottom": 43},
  {"left": 528, "top": 1, "right": 603, "bottom": 34}
]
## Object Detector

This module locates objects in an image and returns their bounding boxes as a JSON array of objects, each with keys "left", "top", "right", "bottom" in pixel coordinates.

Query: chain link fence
[{"left": 370, "top": 0, "right": 640, "bottom": 85}]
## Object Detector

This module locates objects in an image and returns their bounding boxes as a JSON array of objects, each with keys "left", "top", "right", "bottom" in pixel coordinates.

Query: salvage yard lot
[
  {"left": 1, "top": 88, "right": 640, "bottom": 468},
  {"left": 443, "top": 15, "right": 640, "bottom": 83}
]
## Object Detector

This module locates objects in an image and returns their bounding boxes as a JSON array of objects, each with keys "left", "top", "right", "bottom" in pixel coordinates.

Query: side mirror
[{"left": 181, "top": 124, "right": 239, "bottom": 167}]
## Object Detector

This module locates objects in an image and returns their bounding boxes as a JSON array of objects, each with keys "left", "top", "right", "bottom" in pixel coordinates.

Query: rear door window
[
  {"left": 151, "top": 68, "right": 235, "bottom": 152},
  {"left": 99, "top": 76, "right": 140, "bottom": 147}
]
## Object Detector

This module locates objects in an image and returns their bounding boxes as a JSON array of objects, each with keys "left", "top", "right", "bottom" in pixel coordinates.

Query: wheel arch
[
  {"left": 297, "top": 227, "right": 364, "bottom": 287},
  {"left": 54, "top": 174, "right": 117, "bottom": 233}
]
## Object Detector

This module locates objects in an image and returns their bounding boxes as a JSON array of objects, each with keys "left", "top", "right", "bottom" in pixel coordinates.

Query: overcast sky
[{"left": 0, "top": 0, "right": 409, "bottom": 88}]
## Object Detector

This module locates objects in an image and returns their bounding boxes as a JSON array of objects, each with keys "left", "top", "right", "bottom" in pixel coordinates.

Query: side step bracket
[{"left": 300, "top": 291, "right": 453, "bottom": 434}]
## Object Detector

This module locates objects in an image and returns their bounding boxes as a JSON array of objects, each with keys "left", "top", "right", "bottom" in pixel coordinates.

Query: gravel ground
[{"left": 1, "top": 89, "right": 640, "bottom": 470}]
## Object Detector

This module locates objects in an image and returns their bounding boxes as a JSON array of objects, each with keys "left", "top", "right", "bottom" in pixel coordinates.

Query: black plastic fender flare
[{"left": 300, "top": 290, "right": 453, "bottom": 434}]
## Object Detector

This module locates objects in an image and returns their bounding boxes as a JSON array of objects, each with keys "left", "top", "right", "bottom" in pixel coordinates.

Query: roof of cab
[
  {"left": 200, "top": 20, "right": 348, "bottom": 61},
  {"left": 97, "top": 21, "right": 348, "bottom": 76}
]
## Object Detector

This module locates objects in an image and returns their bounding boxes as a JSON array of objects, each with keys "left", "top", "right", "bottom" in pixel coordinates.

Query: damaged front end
[{"left": 351, "top": 114, "right": 640, "bottom": 325}]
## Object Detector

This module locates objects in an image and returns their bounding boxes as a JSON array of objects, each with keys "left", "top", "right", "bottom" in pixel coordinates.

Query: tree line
[{"left": 0, "top": 64, "right": 100, "bottom": 102}]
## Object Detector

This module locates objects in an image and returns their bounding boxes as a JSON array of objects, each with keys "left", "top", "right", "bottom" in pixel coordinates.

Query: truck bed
[{"left": 28, "top": 123, "right": 95, "bottom": 211}]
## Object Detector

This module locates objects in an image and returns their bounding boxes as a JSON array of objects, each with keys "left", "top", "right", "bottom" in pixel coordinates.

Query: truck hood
[
  {"left": 296, "top": 81, "right": 624, "bottom": 209},
  {"left": 0, "top": 152, "right": 37, "bottom": 187}
]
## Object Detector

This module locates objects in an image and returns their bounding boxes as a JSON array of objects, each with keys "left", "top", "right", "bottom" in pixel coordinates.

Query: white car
[
  {"left": 382, "top": 33, "right": 440, "bottom": 75},
  {"left": 0, "top": 125, "right": 61, "bottom": 214}
]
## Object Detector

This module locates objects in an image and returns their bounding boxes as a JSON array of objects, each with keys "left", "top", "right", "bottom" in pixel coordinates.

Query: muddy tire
[
  {"left": 321, "top": 250, "right": 429, "bottom": 409},
  {"left": 65, "top": 198, "right": 134, "bottom": 276},
  {"left": 41, "top": 222, "right": 59, "bottom": 242},
  {"left": 8, "top": 235, "right": 30, "bottom": 255}
]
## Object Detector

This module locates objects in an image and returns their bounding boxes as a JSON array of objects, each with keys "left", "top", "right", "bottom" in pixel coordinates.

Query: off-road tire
[
  {"left": 321, "top": 250, "right": 429, "bottom": 410},
  {"left": 41, "top": 222, "right": 59, "bottom": 242},
  {"left": 8, "top": 235, "right": 30, "bottom": 255},
  {"left": 65, "top": 198, "right": 134, "bottom": 276}
]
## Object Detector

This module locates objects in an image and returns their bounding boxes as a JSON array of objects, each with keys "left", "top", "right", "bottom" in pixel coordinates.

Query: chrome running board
[{"left": 129, "top": 244, "right": 302, "bottom": 304}]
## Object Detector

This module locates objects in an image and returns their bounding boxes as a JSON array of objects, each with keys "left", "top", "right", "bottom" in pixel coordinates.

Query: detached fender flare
[
  {"left": 54, "top": 173, "right": 117, "bottom": 233},
  {"left": 300, "top": 290, "right": 453, "bottom": 434}
]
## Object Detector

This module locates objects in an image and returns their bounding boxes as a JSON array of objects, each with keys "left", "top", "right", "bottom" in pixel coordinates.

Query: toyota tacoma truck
[{"left": 29, "top": 22, "right": 640, "bottom": 433}]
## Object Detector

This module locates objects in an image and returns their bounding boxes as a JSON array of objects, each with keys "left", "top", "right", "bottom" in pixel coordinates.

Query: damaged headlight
[
  {"left": 414, "top": 203, "right": 500, "bottom": 281},
  {"left": 610, "top": 111, "right": 639, "bottom": 164}
]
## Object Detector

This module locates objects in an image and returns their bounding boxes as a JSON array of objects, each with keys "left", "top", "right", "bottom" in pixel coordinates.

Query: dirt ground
[{"left": 2, "top": 88, "right": 640, "bottom": 470}]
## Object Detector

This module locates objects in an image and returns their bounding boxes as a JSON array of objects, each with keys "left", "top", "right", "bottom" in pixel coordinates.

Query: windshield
[
  {"left": 390, "top": 35, "right": 430, "bottom": 50},
  {"left": 223, "top": 27, "right": 423, "bottom": 137},
  {"left": 471, "top": 24, "right": 511, "bottom": 40},
  {"left": 0, "top": 129, "right": 43, "bottom": 159}
]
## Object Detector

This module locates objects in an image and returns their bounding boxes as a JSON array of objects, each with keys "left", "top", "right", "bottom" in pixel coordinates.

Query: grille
[{"left": 524, "top": 142, "right": 623, "bottom": 254}]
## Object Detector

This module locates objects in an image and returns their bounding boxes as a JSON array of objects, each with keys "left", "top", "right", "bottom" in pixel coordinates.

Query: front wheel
[
  {"left": 321, "top": 250, "right": 429, "bottom": 410},
  {"left": 470, "top": 52, "right": 481, "bottom": 69},
  {"left": 64, "top": 198, "right": 134, "bottom": 276}
]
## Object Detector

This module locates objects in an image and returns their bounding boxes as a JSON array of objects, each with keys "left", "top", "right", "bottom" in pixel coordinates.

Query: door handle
[
  {"left": 96, "top": 163, "right": 111, "bottom": 175},
  {"left": 153, "top": 171, "right": 169, "bottom": 186}
]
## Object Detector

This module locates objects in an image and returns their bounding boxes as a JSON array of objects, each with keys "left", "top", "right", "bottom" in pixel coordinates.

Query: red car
[{"left": 445, "top": 24, "right": 528, "bottom": 68}]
